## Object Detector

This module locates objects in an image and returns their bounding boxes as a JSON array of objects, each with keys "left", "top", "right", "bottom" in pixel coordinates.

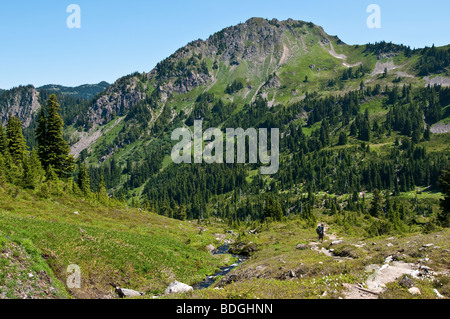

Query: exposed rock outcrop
[
  {"left": 164, "top": 281, "right": 193, "bottom": 294},
  {"left": 0, "top": 85, "right": 40, "bottom": 127}
]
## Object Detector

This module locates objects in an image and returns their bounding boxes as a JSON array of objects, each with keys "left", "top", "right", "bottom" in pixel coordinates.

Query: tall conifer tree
[
  {"left": 6, "top": 114, "right": 27, "bottom": 164},
  {"left": 36, "top": 94, "right": 75, "bottom": 177}
]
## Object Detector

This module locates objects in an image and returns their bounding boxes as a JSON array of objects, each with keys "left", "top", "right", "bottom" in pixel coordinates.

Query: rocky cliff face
[
  {"left": 0, "top": 85, "right": 40, "bottom": 127},
  {"left": 86, "top": 76, "right": 144, "bottom": 126},
  {"left": 82, "top": 18, "right": 316, "bottom": 128},
  {"left": 0, "top": 18, "right": 322, "bottom": 131}
]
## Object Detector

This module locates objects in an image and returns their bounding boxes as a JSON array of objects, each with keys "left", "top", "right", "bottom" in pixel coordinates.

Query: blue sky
[{"left": 0, "top": 0, "right": 449, "bottom": 89}]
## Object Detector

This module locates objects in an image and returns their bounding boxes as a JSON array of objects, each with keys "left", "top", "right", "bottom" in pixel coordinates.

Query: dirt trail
[
  {"left": 308, "top": 225, "right": 425, "bottom": 299},
  {"left": 308, "top": 224, "right": 342, "bottom": 257},
  {"left": 343, "top": 256, "right": 420, "bottom": 299}
]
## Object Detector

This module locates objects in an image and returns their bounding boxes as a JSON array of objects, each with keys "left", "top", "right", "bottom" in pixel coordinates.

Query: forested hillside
[{"left": 1, "top": 17, "right": 450, "bottom": 300}]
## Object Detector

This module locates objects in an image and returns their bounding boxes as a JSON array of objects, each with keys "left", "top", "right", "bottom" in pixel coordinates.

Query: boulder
[
  {"left": 164, "top": 281, "right": 193, "bottom": 295},
  {"left": 296, "top": 244, "right": 309, "bottom": 250},
  {"left": 433, "top": 289, "right": 444, "bottom": 299},
  {"left": 115, "top": 287, "right": 144, "bottom": 298},
  {"left": 331, "top": 240, "right": 344, "bottom": 245},
  {"left": 408, "top": 287, "right": 421, "bottom": 295},
  {"left": 206, "top": 244, "right": 217, "bottom": 254},
  {"left": 229, "top": 242, "right": 258, "bottom": 256}
]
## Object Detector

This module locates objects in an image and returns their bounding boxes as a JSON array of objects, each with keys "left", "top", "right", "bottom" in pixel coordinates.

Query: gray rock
[
  {"left": 408, "top": 287, "right": 421, "bottom": 295},
  {"left": 399, "top": 276, "right": 415, "bottom": 289},
  {"left": 165, "top": 281, "right": 193, "bottom": 294},
  {"left": 206, "top": 244, "right": 217, "bottom": 254},
  {"left": 433, "top": 289, "right": 444, "bottom": 298},
  {"left": 115, "top": 287, "right": 144, "bottom": 298},
  {"left": 296, "top": 244, "right": 309, "bottom": 250}
]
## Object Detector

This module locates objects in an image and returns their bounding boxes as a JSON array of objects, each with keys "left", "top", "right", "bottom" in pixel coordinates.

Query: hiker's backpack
[{"left": 316, "top": 226, "right": 323, "bottom": 235}]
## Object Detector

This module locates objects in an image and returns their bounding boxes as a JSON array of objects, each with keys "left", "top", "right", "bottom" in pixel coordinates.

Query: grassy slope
[{"left": 0, "top": 180, "right": 233, "bottom": 299}]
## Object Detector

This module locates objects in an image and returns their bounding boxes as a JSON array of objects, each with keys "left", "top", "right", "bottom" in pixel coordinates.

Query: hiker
[{"left": 316, "top": 223, "right": 325, "bottom": 243}]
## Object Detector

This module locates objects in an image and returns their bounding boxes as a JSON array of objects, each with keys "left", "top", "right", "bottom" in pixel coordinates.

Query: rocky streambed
[{"left": 193, "top": 244, "right": 248, "bottom": 290}]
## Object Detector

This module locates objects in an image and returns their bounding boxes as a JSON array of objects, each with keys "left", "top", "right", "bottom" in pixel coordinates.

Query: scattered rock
[
  {"left": 365, "top": 264, "right": 380, "bottom": 272},
  {"left": 399, "top": 276, "right": 415, "bottom": 289},
  {"left": 418, "top": 258, "right": 430, "bottom": 263},
  {"left": 386, "top": 243, "right": 393, "bottom": 247},
  {"left": 229, "top": 242, "right": 258, "bottom": 256},
  {"left": 419, "top": 265, "right": 432, "bottom": 276},
  {"left": 206, "top": 244, "right": 217, "bottom": 254},
  {"left": 165, "top": 281, "right": 193, "bottom": 295},
  {"left": 433, "top": 289, "right": 445, "bottom": 299},
  {"left": 331, "top": 240, "right": 344, "bottom": 245},
  {"left": 226, "top": 230, "right": 238, "bottom": 237},
  {"left": 408, "top": 287, "right": 421, "bottom": 295},
  {"left": 296, "top": 244, "right": 309, "bottom": 250},
  {"left": 255, "top": 265, "right": 266, "bottom": 272},
  {"left": 73, "top": 211, "right": 79, "bottom": 215},
  {"left": 115, "top": 287, "right": 144, "bottom": 298},
  {"left": 423, "top": 243, "right": 434, "bottom": 248}
]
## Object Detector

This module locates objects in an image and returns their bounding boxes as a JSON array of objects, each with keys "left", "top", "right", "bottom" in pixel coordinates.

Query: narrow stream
[{"left": 193, "top": 244, "right": 248, "bottom": 290}]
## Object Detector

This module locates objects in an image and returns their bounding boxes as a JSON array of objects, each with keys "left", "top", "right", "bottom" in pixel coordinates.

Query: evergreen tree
[
  {"left": 46, "top": 164, "right": 58, "bottom": 182},
  {"left": 174, "top": 205, "right": 187, "bottom": 221},
  {"left": 338, "top": 131, "right": 348, "bottom": 145},
  {"left": 97, "top": 174, "right": 108, "bottom": 203},
  {"left": 264, "top": 195, "right": 283, "bottom": 221},
  {"left": 369, "top": 189, "right": 383, "bottom": 217},
  {"left": 37, "top": 94, "right": 75, "bottom": 177},
  {"left": 438, "top": 167, "right": 450, "bottom": 227},
  {"left": 350, "top": 121, "right": 357, "bottom": 136},
  {"left": 6, "top": 114, "right": 27, "bottom": 164},
  {"left": 424, "top": 125, "right": 431, "bottom": 141},
  {"left": 36, "top": 107, "right": 48, "bottom": 166},
  {"left": 77, "top": 162, "right": 91, "bottom": 196},
  {"left": 0, "top": 123, "right": 8, "bottom": 155},
  {"left": 22, "top": 149, "right": 44, "bottom": 189}
]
